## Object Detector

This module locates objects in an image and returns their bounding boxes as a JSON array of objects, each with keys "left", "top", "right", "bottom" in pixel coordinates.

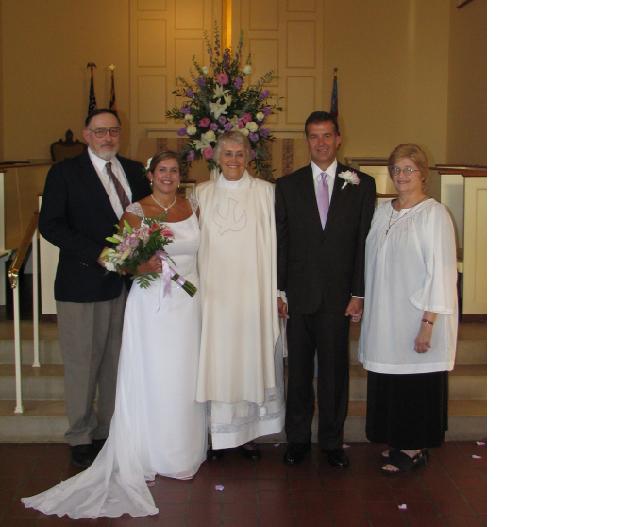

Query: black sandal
[
  {"left": 239, "top": 442, "right": 261, "bottom": 461},
  {"left": 380, "top": 449, "right": 428, "bottom": 474}
]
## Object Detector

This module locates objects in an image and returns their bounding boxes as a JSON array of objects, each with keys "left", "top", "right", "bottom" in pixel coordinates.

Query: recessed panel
[
  {"left": 286, "top": 77, "right": 315, "bottom": 125},
  {"left": 138, "top": 75, "right": 167, "bottom": 123},
  {"left": 287, "top": 0, "right": 315, "bottom": 12},
  {"left": 249, "top": 0, "right": 278, "bottom": 30},
  {"left": 249, "top": 38, "right": 279, "bottom": 84},
  {"left": 286, "top": 21, "right": 315, "bottom": 68},
  {"left": 175, "top": 0, "right": 204, "bottom": 29},
  {"left": 138, "top": 19, "right": 167, "bottom": 67},
  {"left": 138, "top": 0, "right": 167, "bottom": 10},
  {"left": 175, "top": 38, "right": 205, "bottom": 82}
]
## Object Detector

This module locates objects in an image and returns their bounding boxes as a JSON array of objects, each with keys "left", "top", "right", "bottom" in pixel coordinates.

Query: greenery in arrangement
[{"left": 166, "top": 28, "right": 280, "bottom": 180}]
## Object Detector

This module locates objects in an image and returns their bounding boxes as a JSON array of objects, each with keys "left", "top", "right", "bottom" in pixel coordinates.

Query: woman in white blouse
[{"left": 358, "top": 144, "right": 458, "bottom": 474}]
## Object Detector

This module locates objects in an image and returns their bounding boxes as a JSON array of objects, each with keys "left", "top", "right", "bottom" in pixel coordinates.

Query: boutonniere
[
  {"left": 338, "top": 170, "right": 360, "bottom": 190},
  {"left": 143, "top": 157, "right": 152, "bottom": 176}
]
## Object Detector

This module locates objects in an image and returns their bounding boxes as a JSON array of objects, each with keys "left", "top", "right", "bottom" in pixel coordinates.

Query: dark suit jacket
[
  {"left": 39, "top": 151, "right": 150, "bottom": 302},
  {"left": 275, "top": 162, "right": 376, "bottom": 315}
]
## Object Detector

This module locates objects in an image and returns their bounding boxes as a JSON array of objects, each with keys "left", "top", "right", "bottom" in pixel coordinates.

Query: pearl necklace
[{"left": 151, "top": 194, "right": 177, "bottom": 213}]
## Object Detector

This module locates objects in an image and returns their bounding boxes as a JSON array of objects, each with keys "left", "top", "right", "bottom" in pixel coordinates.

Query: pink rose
[
  {"left": 160, "top": 228, "right": 173, "bottom": 238},
  {"left": 203, "top": 146, "right": 214, "bottom": 160},
  {"left": 216, "top": 72, "right": 229, "bottom": 85},
  {"left": 198, "top": 117, "right": 211, "bottom": 128}
]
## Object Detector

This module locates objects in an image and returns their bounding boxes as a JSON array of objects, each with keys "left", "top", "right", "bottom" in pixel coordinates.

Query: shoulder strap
[{"left": 125, "top": 201, "right": 144, "bottom": 218}]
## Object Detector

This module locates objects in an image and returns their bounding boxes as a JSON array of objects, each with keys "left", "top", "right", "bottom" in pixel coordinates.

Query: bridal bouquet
[
  {"left": 101, "top": 218, "right": 197, "bottom": 297},
  {"left": 165, "top": 28, "right": 280, "bottom": 179}
]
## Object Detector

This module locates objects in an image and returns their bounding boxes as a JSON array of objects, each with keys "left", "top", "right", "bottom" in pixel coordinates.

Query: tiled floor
[{"left": 0, "top": 442, "right": 486, "bottom": 526}]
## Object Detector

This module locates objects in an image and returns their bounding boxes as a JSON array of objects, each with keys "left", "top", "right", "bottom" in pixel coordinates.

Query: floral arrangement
[
  {"left": 338, "top": 170, "right": 361, "bottom": 190},
  {"left": 101, "top": 218, "right": 197, "bottom": 297},
  {"left": 166, "top": 29, "right": 280, "bottom": 179}
]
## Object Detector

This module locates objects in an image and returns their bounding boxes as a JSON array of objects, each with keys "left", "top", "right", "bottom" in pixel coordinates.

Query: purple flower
[
  {"left": 196, "top": 76, "right": 207, "bottom": 87},
  {"left": 259, "top": 89, "right": 269, "bottom": 100},
  {"left": 180, "top": 105, "right": 191, "bottom": 114},
  {"left": 209, "top": 122, "right": 218, "bottom": 131},
  {"left": 249, "top": 149, "right": 257, "bottom": 160},
  {"left": 259, "top": 127, "right": 270, "bottom": 138},
  {"left": 177, "top": 127, "right": 187, "bottom": 136},
  {"left": 198, "top": 117, "right": 211, "bottom": 128},
  {"left": 218, "top": 116, "right": 227, "bottom": 124},
  {"left": 249, "top": 132, "right": 259, "bottom": 143},
  {"left": 216, "top": 72, "right": 229, "bottom": 85},
  {"left": 224, "top": 122, "right": 233, "bottom": 131},
  {"left": 186, "top": 150, "right": 195, "bottom": 162},
  {"left": 233, "top": 76, "right": 243, "bottom": 89},
  {"left": 262, "top": 106, "right": 272, "bottom": 116},
  {"left": 185, "top": 88, "right": 194, "bottom": 98}
]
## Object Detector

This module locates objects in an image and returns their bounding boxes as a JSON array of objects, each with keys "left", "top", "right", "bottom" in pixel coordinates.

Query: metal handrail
[{"left": 8, "top": 211, "right": 41, "bottom": 414}]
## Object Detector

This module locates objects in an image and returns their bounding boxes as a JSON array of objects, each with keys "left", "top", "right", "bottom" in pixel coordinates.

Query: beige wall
[
  {"left": 0, "top": 1, "right": 4, "bottom": 161},
  {"left": 1, "top": 0, "right": 131, "bottom": 160},
  {"left": 324, "top": 0, "right": 451, "bottom": 171},
  {"left": 446, "top": 0, "right": 486, "bottom": 165}
]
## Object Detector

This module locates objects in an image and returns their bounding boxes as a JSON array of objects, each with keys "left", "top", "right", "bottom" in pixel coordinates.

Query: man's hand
[
  {"left": 277, "top": 297, "right": 289, "bottom": 319},
  {"left": 344, "top": 297, "right": 363, "bottom": 323}
]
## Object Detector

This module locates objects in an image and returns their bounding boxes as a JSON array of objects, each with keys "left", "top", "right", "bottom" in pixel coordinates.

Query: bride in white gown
[{"left": 22, "top": 151, "right": 207, "bottom": 518}]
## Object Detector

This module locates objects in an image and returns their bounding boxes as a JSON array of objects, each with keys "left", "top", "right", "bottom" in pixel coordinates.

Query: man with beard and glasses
[{"left": 39, "top": 109, "right": 150, "bottom": 468}]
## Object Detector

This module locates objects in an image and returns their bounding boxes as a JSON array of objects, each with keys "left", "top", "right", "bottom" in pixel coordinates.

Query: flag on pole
[
  {"left": 330, "top": 67, "right": 338, "bottom": 118},
  {"left": 87, "top": 62, "right": 97, "bottom": 116},
  {"left": 108, "top": 64, "right": 117, "bottom": 111}
]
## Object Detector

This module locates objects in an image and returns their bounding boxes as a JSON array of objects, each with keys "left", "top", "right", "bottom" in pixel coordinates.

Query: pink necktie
[{"left": 316, "top": 172, "right": 329, "bottom": 229}]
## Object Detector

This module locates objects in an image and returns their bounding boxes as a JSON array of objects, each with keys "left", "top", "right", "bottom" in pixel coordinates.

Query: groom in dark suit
[
  {"left": 39, "top": 109, "right": 150, "bottom": 468},
  {"left": 276, "top": 111, "right": 376, "bottom": 467}
]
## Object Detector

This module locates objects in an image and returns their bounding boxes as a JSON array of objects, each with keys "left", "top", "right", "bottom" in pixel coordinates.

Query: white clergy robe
[{"left": 195, "top": 171, "right": 284, "bottom": 448}]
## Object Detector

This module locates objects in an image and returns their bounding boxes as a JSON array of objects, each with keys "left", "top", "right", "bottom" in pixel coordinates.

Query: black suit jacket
[
  {"left": 39, "top": 151, "right": 150, "bottom": 302},
  {"left": 275, "top": 162, "right": 376, "bottom": 315}
]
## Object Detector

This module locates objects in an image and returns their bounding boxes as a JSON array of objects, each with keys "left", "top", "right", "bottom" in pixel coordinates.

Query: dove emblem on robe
[{"left": 213, "top": 197, "right": 247, "bottom": 235}]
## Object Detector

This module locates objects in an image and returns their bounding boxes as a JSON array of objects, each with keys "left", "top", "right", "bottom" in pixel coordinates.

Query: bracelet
[{"left": 422, "top": 319, "right": 434, "bottom": 326}]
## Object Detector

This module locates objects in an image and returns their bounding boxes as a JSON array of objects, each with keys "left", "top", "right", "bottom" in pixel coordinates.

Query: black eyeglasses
[
  {"left": 89, "top": 127, "right": 121, "bottom": 138},
  {"left": 389, "top": 166, "right": 420, "bottom": 176}
]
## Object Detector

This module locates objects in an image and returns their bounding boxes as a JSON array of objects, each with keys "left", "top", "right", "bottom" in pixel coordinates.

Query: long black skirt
[{"left": 366, "top": 370, "right": 448, "bottom": 450}]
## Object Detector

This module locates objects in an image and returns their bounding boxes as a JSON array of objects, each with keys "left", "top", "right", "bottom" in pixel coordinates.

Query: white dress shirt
[
  {"left": 88, "top": 148, "right": 133, "bottom": 218},
  {"left": 310, "top": 159, "right": 338, "bottom": 203}
]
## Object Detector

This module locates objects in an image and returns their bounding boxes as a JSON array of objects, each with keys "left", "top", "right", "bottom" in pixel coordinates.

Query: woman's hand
[
  {"left": 136, "top": 254, "right": 162, "bottom": 275},
  {"left": 414, "top": 323, "right": 433, "bottom": 353}
]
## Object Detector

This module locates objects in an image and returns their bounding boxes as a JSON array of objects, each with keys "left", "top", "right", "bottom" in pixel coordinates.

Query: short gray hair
[{"left": 213, "top": 131, "right": 251, "bottom": 163}]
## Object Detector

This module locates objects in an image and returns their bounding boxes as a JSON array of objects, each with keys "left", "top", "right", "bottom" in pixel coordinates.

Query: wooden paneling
[
  {"left": 175, "top": 0, "right": 205, "bottom": 29},
  {"left": 129, "top": 0, "right": 221, "bottom": 159},
  {"left": 240, "top": 0, "right": 324, "bottom": 133},
  {"left": 138, "top": 20, "right": 167, "bottom": 67},
  {"left": 462, "top": 176, "right": 487, "bottom": 314}
]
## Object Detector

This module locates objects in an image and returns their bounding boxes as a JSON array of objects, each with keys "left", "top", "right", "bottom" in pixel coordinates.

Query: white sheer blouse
[{"left": 358, "top": 198, "right": 459, "bottom": 374}]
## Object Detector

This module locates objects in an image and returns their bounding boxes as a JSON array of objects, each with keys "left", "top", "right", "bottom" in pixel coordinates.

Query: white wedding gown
[{"left": 22, "top": 205, "right": 207, "bottom": 518}]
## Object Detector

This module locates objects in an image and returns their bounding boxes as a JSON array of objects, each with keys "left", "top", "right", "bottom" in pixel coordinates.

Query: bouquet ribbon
[{"left": 159, "top": 251, "right": 186, "bottom": 297}]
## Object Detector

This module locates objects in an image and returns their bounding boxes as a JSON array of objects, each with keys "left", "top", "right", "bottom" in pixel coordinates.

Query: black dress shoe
[
  {"left": 70, "top": 444, "right": 95, "bottom": 469},
  {"left": 208, "top": 448, "right": 227, "bottom": 461},
  {"left": 92, "top": 438, "right": 107, "bottom": 454},
  {"left": 324, "top": 448, "right": 350, "bottom": 468},
  {"left": 239, "top": 442, "right": 261, "bottom": 461},
  {"left": 283, "top": 443, "right": 310, "bottom": 465}
]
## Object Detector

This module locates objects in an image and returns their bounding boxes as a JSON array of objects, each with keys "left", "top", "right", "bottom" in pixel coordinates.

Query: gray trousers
[{"left": 56, "top": 286, "right": 126, "bottom": 446}]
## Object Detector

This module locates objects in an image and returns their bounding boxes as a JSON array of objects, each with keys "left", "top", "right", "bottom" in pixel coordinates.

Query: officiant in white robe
[{"left": 196, "top": 131, "right": 284, "bottom": 459}]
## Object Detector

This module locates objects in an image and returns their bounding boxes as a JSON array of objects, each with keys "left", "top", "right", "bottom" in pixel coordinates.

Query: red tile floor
[{"left": 0, "top": 442, "right": 486, "bottom": 526}]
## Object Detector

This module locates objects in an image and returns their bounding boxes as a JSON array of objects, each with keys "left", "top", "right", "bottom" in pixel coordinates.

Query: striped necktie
[{"left": 105, "top": 161, "right": 130, "bottom": 210}]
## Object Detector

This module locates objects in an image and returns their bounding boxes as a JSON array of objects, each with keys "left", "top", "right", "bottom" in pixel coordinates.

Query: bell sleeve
[{"left": 409, "top": 203, "right": 458, "bottom": 314}]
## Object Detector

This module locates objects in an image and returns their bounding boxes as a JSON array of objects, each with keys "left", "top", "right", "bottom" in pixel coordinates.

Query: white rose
[
  {"left": 186, "top": 125, "right": 197, "bottom": 136},
  {"left": 243, "top": 65, "right": 252, "bottom": 75},
  {"left": 203, "top": 130, "right": 215, "bottom": 142},
  {"left": 246, "top": 121, "right": 259, "bottom": 133},
  {"left": 184, "top": 113, "right": 194, "bottom": 122},
  {"left": 256, "top": 112, "right": 264, "bottom": 122},
  {"left": 240, "top": 127, "right": 250, "bottom": 137},
  {"left": 202, "top": 66, "right": 209, "bottom": 75}
]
